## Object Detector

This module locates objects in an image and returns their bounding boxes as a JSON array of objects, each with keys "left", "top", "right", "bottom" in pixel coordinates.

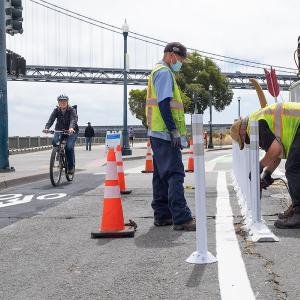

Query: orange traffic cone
[
  {"left": 115, "top": 144, "right": 132, "bottom": 195},
  {"left": 91, "top": 148, "right": 136, "bottom": 238},
  {"left": 141, "top": 140, "right": 154, "bottom": 173},
  {"left": 185, "top": 139, "right": 194, "bottom": 172}
]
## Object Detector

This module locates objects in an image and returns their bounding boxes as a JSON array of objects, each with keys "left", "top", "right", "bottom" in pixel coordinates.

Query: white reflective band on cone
[
  {"left": 106, "top": 161, "right": 118, "bottom": 180},
  {"left": 104, "top": 185, "right": 120, "bottom": 198}
]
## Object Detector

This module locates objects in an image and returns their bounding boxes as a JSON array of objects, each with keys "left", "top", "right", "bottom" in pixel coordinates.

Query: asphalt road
[{"left": 0, "top": 148, "right": 296, "bottom": 300}]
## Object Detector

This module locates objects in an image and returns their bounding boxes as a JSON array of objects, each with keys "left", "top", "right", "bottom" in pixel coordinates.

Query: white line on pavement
[
  {"left": 216, "top": 171, "right": 255, "bottom": 300},
  {"left": 205, "top": 154, "right": 232, "bottom": 172}
]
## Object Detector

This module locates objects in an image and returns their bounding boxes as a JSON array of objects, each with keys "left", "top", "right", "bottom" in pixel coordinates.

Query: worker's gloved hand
[
  {"left": 170, "top": 129, "right": 182, "bottom": 149},
  {"left": 249, "top": 163, "right": 264, "bottom": 181},
  {"left": 260, "top": 170, "right": 274, "bottom": 190}
]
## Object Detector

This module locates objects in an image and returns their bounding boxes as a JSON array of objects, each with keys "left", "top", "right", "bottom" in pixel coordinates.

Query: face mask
[{"left": 170, "top": 55, "right": 182, "bottom": 72}]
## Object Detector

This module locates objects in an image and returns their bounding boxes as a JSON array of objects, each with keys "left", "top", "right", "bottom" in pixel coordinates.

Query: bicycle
[{"left": 47, "top": 130, "right": 75, "bottom": 186}]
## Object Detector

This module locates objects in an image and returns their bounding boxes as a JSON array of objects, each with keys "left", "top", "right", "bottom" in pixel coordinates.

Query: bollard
[
  {"left": 250, "top": 121, "right": 261, "bottom": 223},
  {"left": 186, "top": 114, "right": 217, "bottom": 264},
  {"left": 248, "top": 121, "right": 279, "bottom": 242}
]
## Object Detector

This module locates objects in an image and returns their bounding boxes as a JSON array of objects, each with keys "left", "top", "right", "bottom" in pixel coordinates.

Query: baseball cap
[{"left": 164, "top": 42, "right": 191, "bottom": 62}]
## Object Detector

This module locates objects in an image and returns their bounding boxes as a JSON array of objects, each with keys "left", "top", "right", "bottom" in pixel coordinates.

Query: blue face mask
[{"left": 170, "top": 58, "right": 182, "bottom": 72}]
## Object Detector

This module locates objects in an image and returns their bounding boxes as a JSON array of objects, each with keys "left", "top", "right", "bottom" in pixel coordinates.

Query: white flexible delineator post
[
  {"left": 232, "top": 120, "right": 278, "bottom": 242},
  {"left": 248, "top": 121, "right": 279, "bottom": 242},
  {"left": 186, "top": 114, "right": 217, "bottom": 264}
]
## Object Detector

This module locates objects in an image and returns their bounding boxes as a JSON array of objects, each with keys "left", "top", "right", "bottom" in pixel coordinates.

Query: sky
[{"left": 6, "top": 0, "right": 300, "bottom": 136}]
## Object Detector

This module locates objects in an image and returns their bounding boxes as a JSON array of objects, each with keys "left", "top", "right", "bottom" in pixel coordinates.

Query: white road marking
[
  {"left": 0, "top": 193, "right": 67, "bottom": 208},
  {"left": 216, "top": 171, "right": 255, "bottom": 300},
  {"left": 205, "top": 154, "right": 232, "bottom": 172}
]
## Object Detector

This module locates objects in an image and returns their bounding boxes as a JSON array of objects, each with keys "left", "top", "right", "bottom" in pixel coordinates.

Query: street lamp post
[
  {"left": 207, "top": 85, "right": 214, "bottom": 149},
  {"left": 238, "top": 96, "right": 241, "bottom": 118},
  {"left": 121, "top": 20, "right": 132, "bottom": 155}
]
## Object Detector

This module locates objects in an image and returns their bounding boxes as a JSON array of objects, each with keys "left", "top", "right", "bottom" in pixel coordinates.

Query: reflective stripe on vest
[
  {"left": 146, "top": 98, "right": 184, "bottom": 110},
  {"left": 248, "top": 102, "right": 300, "bottom": 158}
]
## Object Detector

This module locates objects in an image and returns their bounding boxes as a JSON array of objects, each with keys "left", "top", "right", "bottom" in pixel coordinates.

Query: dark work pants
[
  {"left": 285, "top": 127, "right": 300, "bottom": 207},
  {"left": 150, "top": 137, "right": 192, "bottom": 225}
]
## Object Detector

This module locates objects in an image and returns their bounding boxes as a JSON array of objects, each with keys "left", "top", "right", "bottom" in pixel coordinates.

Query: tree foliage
[
  {"left": 177, "top": 52, "right": 233, "bottom": 114},
  {"left": 128, "top": 52, "right": 233, "bottom": 125}
]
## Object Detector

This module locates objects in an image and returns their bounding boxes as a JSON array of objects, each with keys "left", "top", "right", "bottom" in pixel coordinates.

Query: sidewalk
[
  {"left": 0, "top": 144, "right": 147, "bottom": 189},
  {"left": 0, "top": 143, "right": 232, "bottom": 189}
]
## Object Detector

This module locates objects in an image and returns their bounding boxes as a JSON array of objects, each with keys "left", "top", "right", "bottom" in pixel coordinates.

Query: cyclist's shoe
[{"left": 68, "top": 168, "right": 75, "bottom": 175}]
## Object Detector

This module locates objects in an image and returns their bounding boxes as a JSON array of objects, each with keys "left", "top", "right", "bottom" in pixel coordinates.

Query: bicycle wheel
[
  {"left": 66, "top": 152, "right": 75, "bottom": 182},
  {"left": 50, "top": 148, "right": 62, "bottom": 186}
]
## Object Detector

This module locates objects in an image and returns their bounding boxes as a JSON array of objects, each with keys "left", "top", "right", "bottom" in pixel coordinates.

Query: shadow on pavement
[
  {"left": 186, "top": 265, "right": 206, "bottom": 288},
  {"left": 272, "top": 227, "right": 300, "bottom": 238},
  {"left": 134, "top": 226, "right": 184, "bottom": 248}
]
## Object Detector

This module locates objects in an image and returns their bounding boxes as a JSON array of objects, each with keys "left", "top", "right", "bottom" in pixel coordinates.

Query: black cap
[
  {"left": 87, "top": 122, "right": 91, "bottom": 124},
  {"left": 164, "top": 42, "right": 188, "bottom": 58}
]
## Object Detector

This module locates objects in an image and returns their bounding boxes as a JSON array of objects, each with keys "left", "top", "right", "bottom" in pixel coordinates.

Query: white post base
[
  {"left": 186, "top": 251, "right": 217, "bottom": 264},
  {"left": 248, "top": 221, "right": 279, "bottom": 242}
]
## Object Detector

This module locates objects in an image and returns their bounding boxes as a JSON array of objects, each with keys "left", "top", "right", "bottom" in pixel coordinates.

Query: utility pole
[
  {"left": 0, "top": 1, "right": 13, "bottom": 172},
  {"left": 207, "top": 85, "right": 214, "bottom": 149},
  {"left": 121, "top": 19, "right": 132, "bottom": 155}
]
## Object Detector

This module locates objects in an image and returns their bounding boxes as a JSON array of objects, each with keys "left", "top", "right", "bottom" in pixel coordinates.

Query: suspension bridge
[{"left": 6, "top": 0, "right": 299, "bottom": 91}]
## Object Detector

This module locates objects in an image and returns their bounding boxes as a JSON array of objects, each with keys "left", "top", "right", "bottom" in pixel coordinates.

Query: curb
[
  {"left": 0, "top": 172, "right": 49, "bottom": 190},
  {"left": 9, "top": 146, "right": 53, "bottom": 155}
]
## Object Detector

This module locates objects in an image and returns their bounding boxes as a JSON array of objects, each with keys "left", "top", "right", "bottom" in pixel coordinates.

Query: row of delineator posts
[{"left": 232, "top": 121, "right": 278, "bottom": 242}]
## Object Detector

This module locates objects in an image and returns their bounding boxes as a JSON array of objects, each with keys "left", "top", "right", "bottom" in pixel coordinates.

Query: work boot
[
  {"left": 274, "top": 206, "right": 300, "bottom": 229},
  {"left": 154, "top": 218, "right": 173, "bottom": 226},
  {"left": 173, "top": 218, "right": 196, "bottom": 231},
  {"left": 277, "top": 204, "right": 294, "bottom": 219}
]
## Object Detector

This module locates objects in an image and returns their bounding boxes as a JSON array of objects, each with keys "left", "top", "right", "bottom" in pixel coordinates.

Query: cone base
[
  {"left": 121, "top": 190, "right": 132, "bottom": 195},
  {"left": 91, "top": 225, "right": 135, "bottom": 238},
  {"left": 141, "top": 170, "right": 153, "bottom": 173},
  {"left": 185, "top": 170, "right": 194, "bottom": 173}
]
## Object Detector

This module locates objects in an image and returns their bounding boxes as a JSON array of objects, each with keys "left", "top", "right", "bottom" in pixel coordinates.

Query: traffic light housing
[
  {"left": 5, "top": 0, "right": 23, "bottom": 35},
  {"left": 6, "top": 50, "right": 26, "bottom": 77}
]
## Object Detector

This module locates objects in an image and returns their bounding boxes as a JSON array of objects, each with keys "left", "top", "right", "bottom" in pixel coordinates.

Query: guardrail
[{"left": 231, "top": 120, "right": 278, "bottom": 242}]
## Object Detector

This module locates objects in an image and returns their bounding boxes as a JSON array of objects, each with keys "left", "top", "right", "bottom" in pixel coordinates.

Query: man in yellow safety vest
[
  {"left": 146, "top": 42, "right": 196, "bottom": 231},
  {"left": 230, "top": 102, "right": 300, "bottom": 229}
]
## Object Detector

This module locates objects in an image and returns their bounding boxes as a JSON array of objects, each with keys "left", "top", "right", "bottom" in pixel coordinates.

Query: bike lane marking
[
  {"left": 216, "top": 171, "right": 255, "bottom": 300},
  {"left": 0, "top": 193, "right": 67, "bottom": 208}
]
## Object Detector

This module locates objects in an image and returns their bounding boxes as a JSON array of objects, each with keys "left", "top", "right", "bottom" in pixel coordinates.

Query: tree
[
  {"left": 128, "top": 89, "right": 147, "bottom": 127},
  {"left": 128, "top": 52, "right": 233, "bottom": 126},
  {"left": 177, "top": 52, "right": 233, "bottom": 114}
]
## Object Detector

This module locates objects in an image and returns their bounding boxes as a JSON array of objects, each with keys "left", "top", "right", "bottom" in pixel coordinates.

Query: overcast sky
[{"left": 6, "top": 0, "right": 299, "bottom": 136}]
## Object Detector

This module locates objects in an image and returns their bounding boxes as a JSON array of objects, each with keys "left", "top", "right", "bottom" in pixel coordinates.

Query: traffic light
[
  {"left": 6, "top": 50, "right": 26, "bottom": 77},
  {"left": 5, "top": 0, "right": 23, "bottom": 35}
]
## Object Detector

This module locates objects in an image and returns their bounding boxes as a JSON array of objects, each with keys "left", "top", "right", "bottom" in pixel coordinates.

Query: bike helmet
[{"left": 57, "top": 94, "right": 69, "bottom": 101}]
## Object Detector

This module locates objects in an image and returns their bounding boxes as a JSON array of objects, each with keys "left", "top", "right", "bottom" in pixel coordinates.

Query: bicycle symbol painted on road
[{"left": 0, "top": 193, "right": 67, "bottom": 208}]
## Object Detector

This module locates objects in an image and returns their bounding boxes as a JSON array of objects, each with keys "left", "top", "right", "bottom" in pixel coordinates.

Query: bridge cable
[{"left": 29, "top": 0, "right": 297, "bottom": 74}]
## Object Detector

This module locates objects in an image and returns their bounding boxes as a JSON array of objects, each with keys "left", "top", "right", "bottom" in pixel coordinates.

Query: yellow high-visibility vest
[
  {"left": 247, "top": 102, "right": 300, "bottom": 158},
  {"left": 146, "top": 64, "right": 186, "bottom": 135}
]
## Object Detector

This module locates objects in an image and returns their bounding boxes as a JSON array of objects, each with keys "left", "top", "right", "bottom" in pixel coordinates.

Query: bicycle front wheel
[{"left": 50, "top": 148, "right": 62, "bottom": 186}]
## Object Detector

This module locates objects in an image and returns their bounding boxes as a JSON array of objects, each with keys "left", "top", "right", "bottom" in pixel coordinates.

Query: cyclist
[{"left": 43, "top": 94, "right": 78, "bottom": 174}]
